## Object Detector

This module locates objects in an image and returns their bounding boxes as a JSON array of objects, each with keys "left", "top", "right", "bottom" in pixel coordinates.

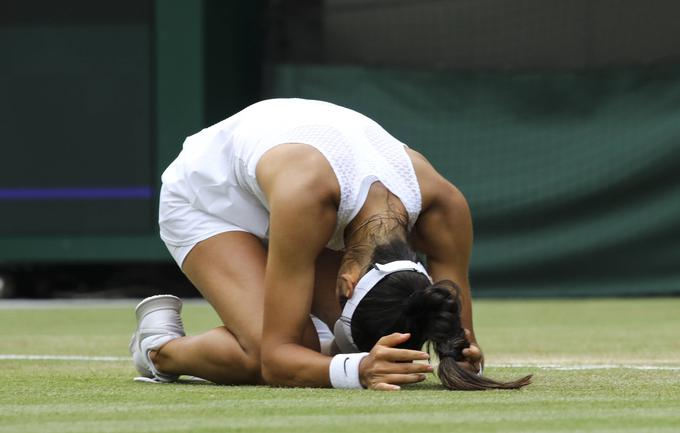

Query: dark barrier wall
[
  {"left": 270, "top": 0, "right": 680, "bottom": 70},
  {"left": 2, "top": 0, "right": 679, "bottom": 297},
  {"left": 0, "top": 0, "right": 203, "bottom": 261},
  {"left": 266, "top": 0, "right": 680, "bottom": 296},
  {"left": 0, "top": 0, "right": 264, "bottom": 263},
  {"left": 321, "top": 0, "right": 680, "bottom": 70},
  {"left": 1, "top": 1, "right": 155, "bottom": 236}
]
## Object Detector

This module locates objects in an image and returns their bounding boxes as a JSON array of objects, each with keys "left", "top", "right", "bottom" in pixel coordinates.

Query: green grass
[{"left": 1, "top": 298, "right": 679, "bottom": 433}]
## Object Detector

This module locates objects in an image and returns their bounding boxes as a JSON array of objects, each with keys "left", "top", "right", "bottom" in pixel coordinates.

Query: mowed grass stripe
[
  {"left": 2, "top": 354, "right": 680, "bottom": 372},
  {"left": 2, "top": 298, "right": 679, "bottom": 360},
  {"left": 3, "top": 410, "right": 679, "bottom": 433},
  {"left": 2, "top": 392, "right": 679, "bottom": 433},
  {"left": 1, "top": 299, "right": 679, "bottom": 433}
]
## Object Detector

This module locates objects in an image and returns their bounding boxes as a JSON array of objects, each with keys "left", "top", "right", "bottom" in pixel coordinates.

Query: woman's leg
[{"left": 151, "top": 231, "right": 268, "bottom": 384}]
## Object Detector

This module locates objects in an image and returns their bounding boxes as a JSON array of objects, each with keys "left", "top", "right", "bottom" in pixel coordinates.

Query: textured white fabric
[
  {"left": 310, "top": 314, "right": 336, "bottom": 356},
  {"left": 329, "top": 352, "right": 369, "bottom": 389},
  {"left": 159, "top": 98, "right": 422, "bottom": 254}
]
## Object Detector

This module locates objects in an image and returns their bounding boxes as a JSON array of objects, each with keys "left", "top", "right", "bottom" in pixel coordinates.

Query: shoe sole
[{"left": 134, "top": 294, "right": 183, "bottom": 322}]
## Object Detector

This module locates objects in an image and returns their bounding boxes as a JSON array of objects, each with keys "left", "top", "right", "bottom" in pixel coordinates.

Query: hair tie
[{"left": 439, "top": 350, "right": 462, "bottom": 359}]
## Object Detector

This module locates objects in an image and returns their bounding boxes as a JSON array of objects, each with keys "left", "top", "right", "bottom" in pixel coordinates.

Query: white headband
[{"left": 333, "top": 260, "right": 432, "bottom": 353}]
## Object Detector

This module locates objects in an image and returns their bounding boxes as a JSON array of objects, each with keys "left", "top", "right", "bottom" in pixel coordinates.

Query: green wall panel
[
  {"left": 0, "top": 0, "right": 203, "bottom": 262},
  {"left": 272, "top": 64, "right": 680, "bottom": 296}
]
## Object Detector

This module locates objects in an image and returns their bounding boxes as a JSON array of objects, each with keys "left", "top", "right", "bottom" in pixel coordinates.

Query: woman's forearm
[{"left": 261, "top": 341, "right": 332, "bottom": 387}]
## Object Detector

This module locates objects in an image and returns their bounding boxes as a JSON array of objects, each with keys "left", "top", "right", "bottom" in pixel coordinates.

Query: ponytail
[
  {"left": 409, "top": 281, "right": 532, "bottom": 390},
  {"left": 350, "top": 238, "right": 532, "bottom": 390},
  {"left": 433, "top": 334, "right": 532, "bottom": 390}
]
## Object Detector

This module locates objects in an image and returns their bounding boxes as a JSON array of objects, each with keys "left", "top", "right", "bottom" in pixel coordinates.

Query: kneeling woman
[{"left": 130, "top": 98, "right": 531, "bottom": 391}]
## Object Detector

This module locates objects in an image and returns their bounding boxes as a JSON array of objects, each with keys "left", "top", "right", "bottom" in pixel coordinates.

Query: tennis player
[{"left": 130, "top": 98, "right": 531, "bottom": 390}]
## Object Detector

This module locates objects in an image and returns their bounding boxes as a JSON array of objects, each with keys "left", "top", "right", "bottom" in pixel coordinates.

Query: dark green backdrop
[
  {"left": 273, "top": 64, "right": 680, "bottom": 296},
  {"left": 2, "top": 0, "right": 678, "bottom": 296},
  {"left": 0, "top": 0, "right": 263, "bottom": 263}
]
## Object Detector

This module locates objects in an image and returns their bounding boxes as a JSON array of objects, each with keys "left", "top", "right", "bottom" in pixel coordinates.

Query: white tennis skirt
[{"left": 158, "top": 183, "right": 252, "bottom": 268}]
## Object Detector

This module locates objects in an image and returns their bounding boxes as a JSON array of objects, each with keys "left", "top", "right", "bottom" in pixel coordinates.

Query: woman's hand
[
  {"left": 459, "top": 328, "right": 484, "bottom": 374},
  {"left": 358, "top": 333, "right": 434, "bottom": 391}
]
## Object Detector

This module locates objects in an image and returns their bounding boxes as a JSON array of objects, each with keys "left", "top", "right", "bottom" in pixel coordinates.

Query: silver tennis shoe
[{"left": 129, "top": 294, "right": 186, "bottom": 382}]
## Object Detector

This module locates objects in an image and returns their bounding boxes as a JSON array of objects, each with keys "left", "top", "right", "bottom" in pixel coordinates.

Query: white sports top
[{"left": 160, "top": 98, "right": 422, "bottom": 251}]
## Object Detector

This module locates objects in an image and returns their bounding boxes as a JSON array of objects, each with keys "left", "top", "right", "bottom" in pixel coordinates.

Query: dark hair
[{"left": 351, "top": 238, "right": 532, "bottom": 390}]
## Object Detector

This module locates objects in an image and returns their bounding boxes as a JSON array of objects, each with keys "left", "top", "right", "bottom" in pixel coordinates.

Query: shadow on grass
[
  {"left": 398, "top": 382, "right": 446, "bottom": 391},
  {"left": 136, "top": 376, "right": 449, "bottom": 391}
]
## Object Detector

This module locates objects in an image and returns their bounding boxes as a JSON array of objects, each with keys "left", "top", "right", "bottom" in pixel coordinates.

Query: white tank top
[{"left": 161, "top": 98, "right": 422, "bottom": 250}]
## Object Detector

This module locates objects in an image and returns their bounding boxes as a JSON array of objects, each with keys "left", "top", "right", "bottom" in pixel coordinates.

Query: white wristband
[{"left": 329, "top": 353, "right": 369, "bottom": 389}]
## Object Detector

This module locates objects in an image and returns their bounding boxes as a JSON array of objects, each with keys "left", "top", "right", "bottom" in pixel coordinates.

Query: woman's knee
[
  {"left": 241, "top": 351, "right": 263, "bottom": 384},
  {"left": 227, "top": 325, "right": 264, "bottom": 382}
]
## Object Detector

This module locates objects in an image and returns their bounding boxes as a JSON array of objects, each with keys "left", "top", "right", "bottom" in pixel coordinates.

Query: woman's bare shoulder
[
  {"left": 405, "top": 148, "right": 464, "bottom": 212},
  {"left": 257, "top": 143, "right": 341, "bottom": 209}
]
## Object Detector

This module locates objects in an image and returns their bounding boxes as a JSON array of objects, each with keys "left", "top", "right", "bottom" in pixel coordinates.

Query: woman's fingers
[
  {"left": 378, "top": 347, "right": 430, "bottom": 362},
  {"left": 381, "top": 373, "right": 428, "bottom": 385},
  {"left": 461, "top": 345, "right": 481, "bottom": 360},
  {"left": 375, "top": 332, "right": 412, "bottom": 347},
  {"left": 373, "top": 382, "right": 401, "bottom": 391},
  {"left": 365, "top": 360, "right": 433, "bottom": 376},
  {"left": 369, "top": 373, "right": 428, "bottom": 391},
  {"left": 461, "top": 329, "right": 485, "bottom": 374},
  {"left": 373, "top": 334, "right": 429, "bottom": 362},
  {"left": 381, "top": 361, "right": 434, "bottom": 375},
  {"left": 361, "top": 333, "right": 435, "bottom": 390}
]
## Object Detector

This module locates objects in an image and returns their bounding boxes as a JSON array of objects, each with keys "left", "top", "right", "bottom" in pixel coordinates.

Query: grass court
[{"left": 1, "top": 298, "right": 679, "bottom": 433}]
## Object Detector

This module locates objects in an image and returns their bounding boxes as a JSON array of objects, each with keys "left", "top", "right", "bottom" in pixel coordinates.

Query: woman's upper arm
[
  {"left": 414, "top": 181, "right": 473, "bottom": 277},
  {"left": 412, "top": 181, "right": 477, "bottom": 337},
  {"left": 407, "top": 150, "right": 473, "bottom": 281},
  {"left": 260, "top": 180, "right": 338, "bottom": 387}
]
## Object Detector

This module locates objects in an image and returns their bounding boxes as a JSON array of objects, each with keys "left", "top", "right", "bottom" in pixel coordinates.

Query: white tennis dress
[{"left": 159, "top": 98, "right": 422, "bottom": 266}]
